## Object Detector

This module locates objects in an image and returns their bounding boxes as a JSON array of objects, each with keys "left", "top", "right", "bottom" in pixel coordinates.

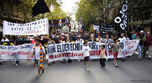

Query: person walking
[
  {"left": 112, "top": 39, "right": 119, "bottom": 67},
  {"left": 99, "top": 45, "right": 106, "bottom": 68},
  {"left": 33, "top": 38, "right": 46, "bottom": 76},
  {"left": 83, "top": 40, "right": 91, "bottom": 71}
]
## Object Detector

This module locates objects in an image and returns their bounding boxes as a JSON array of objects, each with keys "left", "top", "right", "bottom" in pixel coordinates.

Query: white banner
[
  {"left": 0, "top": 44, "right": 33, "bottom": 60},
  {"left": 47, "top": 40, "right": 139, "bottom": 62},
  {"left": 3, "top": 18, "right": 49, "bottom": 35},
  {"left": 0, "top": 40, "right": 139, "bottom": 62}
]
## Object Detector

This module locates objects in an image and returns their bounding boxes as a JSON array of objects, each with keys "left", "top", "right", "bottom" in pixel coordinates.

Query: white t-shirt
[{"left": 83, "top": 45, "right": 90, "bottom": 57}]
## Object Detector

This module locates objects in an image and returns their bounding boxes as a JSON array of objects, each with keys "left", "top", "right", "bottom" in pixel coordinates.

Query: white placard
[{"left": 3, "top": 18, "right": 49, "bottom": 35}]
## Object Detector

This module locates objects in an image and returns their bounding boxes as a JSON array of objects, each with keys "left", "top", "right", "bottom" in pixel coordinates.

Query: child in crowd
[
  {"left": 99, "top": 45, "right": 106, "bottom": 68},
  {"left": 83, "top": 40, "right": 91, "bottom": 71},
  {"left": 112, "top": 39, "right": 119, "bottom": 67}
]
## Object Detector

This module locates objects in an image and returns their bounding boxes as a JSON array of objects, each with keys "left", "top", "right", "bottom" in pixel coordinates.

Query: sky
[{"left": 60, "top": 0, "right": 80, "bottom": 20}]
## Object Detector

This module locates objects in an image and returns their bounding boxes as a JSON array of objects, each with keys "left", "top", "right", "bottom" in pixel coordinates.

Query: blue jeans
[{"left": 137, "top": 45, "right": 144, "bottom": 57}]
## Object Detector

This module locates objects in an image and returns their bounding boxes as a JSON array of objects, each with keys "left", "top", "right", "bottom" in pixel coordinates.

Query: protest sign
[
  {"left": 47, "top": 40, "right": 139, "bottom": 62},
  {"left": 3, "top": 18, "right": 49, "bottom": 35},
  {"left": 0, "top": 44, "right": 33, "bottom": 60}
]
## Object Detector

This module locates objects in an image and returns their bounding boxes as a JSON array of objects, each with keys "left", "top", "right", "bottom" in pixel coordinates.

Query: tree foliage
[
  {"left": 0, "top": 0, "right": 67, "bottom": 22},
  {"left": 76, "top": 0, "right": 152, "bottom": 27},
  {"left": 76, "top": 0, "right": 119, "bottom": 26}
]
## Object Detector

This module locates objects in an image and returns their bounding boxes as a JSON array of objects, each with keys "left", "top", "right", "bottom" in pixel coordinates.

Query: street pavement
[{"left": 0, "top": 58, "right": 152, "bottom": 83}]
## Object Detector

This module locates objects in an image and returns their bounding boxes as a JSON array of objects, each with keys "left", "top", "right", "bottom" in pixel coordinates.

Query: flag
[{"left": 32, "top": 0, "right": 50, "bottom": 16}]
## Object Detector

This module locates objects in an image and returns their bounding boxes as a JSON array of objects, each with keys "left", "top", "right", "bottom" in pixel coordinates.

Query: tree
[
  {"left": 76, "top": 0, "right": 97, "bottom": 26},
  {"left": 0, "top": 0, "right": 67, "bottom": 22},
  {"left": 76, "top": 0, "right": 121, "bottom": 25}
]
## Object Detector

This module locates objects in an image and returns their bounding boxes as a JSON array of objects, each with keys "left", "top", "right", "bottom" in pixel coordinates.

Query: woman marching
[{"left": 33, "top": 38, "right": 46, "bottom": 76}]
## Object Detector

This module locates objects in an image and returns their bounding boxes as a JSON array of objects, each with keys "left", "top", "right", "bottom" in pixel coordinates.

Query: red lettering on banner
[
  {"left": 96, "top": 50, "right": 100, "bottom": 56},
  {"left": 49, "top": 55, "right": 53, "bottom": 59},
  {"left": 55, "top": 55, "right": 57, "bottom": 58},
  {"left": 0, "top": 52, "right": 33, "bottom": 56}
]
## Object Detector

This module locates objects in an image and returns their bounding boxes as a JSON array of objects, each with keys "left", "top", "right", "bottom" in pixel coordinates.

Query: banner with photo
[
  {"left": 47, "top": 40, "right": 139, "bottom": 62},
  {"left": 3, "top": 18, "right": 49, "bottom": 35},
  {"left": 0, "top": 44, "right": 33, "bottom": 60}
]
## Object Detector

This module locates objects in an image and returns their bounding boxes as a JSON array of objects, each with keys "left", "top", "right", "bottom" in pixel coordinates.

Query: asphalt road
[{"left": 0, "top": 58, "right": 152, "bottom": 83}]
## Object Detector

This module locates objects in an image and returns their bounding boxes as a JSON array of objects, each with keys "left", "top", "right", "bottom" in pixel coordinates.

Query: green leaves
[
  {"left": 76, "top": 0, "right": 117, "bottom": 26},
  {"left": 0, "top": 0, "right": 67, "bottom": 22}
]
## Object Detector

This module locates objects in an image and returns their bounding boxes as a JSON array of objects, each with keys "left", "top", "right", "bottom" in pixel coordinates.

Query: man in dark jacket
[{"left": 144, "top": 32, "right": 152, "bottom": 58}]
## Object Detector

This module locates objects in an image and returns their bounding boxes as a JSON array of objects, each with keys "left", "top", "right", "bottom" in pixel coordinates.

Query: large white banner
[
  {"left": 3, "top": 18, "right": 49, "bottom": 35},
  {"left": 0, "top": 44, "right": 33, "bottom": 60},
  {"left": 47, "top": 40, "right": 139, "bottom": 62},
  {"left": 0, "top": 40, "right": 139, "bottom": 62}
]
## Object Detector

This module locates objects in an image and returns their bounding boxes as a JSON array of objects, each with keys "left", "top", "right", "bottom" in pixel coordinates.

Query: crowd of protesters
[{"left": 0, "top": 30, "right": 152, "bottom": 71}]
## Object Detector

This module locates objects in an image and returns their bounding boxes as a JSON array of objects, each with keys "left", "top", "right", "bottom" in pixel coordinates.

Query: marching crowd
[{"left": 0, "top": 30, "right": 152, "bottom": 75}]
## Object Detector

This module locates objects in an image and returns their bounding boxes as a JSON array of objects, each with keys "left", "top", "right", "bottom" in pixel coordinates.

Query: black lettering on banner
[
  {"left": 38, "top": 21, "right": 40, "bottom": 24},
  {"left": 80, "top": 44, "right": 82, "bottom": 50},
  {"left": 90, "top": 43, "right": 94, "bottom": 49},
  {"left": 75, "top": 43, "right": 80, "bottom": 51},
  {"left": 47, "top": 46, "right": 56, "bottom": 53},
  {"left": 12, "top": 23, "right": 15, "bottom": 26},
  {"left": 89, "top": 42, "right": 98, "bottom": 50},
  {"left": 65, "top": 44, "right": 69, "bottom": 51},
  {"left": 89, "top": 43, "right": 92, "bottom": 48},
  {"left": 32, "top": 22, "right": 35, "bottom": 25},
  {"left": 14, "top": 28, "right": 16, "bottom": 30},
  {"left": 57, "top": 45, "right": 62, "bottom": 52},
  {"left": 21, "top": 28, "right": 23, "bottom": 31},
  {"left": 73, "top": 43, "right": 76, "bottom": 51},
  {"left": 35, "top": 22, "right": 37, "bottom": 25},
  {"left": 93, "top": 42, "right": 97, "bottom": 49},
  {"left": 27, "top": 23, "right": 29, "bottom": 26},
  {"left": 11, "top": 28, "right": 13, "bottom": 31},
  {"left": 19, "top": 28, "right": 22, "bottom": 31},
  {"left": 9, "top": 22, "right": 11, "bottom": 26},
  {"left": 69, "top": 43, "right": 73, "bottom": 51},
  {"left": 61, "top": 44, "right": 65, "bottom": 52},
  {"left": 0, "top": 46, "right": 7, "bottom": 49},
  {"left": 7, "top": 46, "right": 12, "bottom": 50},
  {"left": 18, "top": 45, "right": 32, "bottom": 49}
]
